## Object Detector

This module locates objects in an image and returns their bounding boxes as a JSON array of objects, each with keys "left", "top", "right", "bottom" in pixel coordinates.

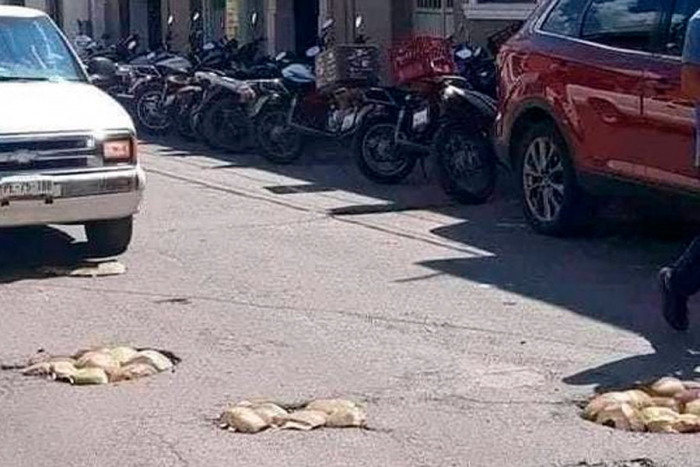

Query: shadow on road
[
  {"left": 421, "top": 203, "right": 700, "bottom": 392},
  {"left": 145, "top": 135, "right": 700, "bottom": 391},
  {"left": 0, "top": 227, "right": 87, "bottom": 283}
]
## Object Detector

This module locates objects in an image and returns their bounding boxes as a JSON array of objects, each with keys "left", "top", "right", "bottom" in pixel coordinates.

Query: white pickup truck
[{"left": 0, "top": 6, "right": 144, "bottom": 257}]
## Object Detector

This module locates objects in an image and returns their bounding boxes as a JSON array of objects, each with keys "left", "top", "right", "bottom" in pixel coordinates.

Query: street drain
[
  {"left": 9, "top": 346, "right": 179, "bottom": 385},
  {"left": 39, "top": 261, "right": 126, "bottom": 278},
  {"left": 218, "top": 398, "right": 367, "bottom": 434},
  {"left": 581, "top": 377, "right": 700, "bottom": 433}
]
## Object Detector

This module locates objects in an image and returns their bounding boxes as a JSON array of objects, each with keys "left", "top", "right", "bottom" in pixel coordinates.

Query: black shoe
[{"left": 659, "top": 267, "right": 689, "bottom": 332}]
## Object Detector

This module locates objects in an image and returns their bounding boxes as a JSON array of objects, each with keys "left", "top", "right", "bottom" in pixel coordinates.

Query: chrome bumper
[{"left": 0, "top": 166, "right": 145, "bottom": 228}]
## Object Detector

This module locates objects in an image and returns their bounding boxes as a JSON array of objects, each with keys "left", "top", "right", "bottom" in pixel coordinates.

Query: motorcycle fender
[{"left": 439, "top": 86, "right": 497, "bottom": 129}]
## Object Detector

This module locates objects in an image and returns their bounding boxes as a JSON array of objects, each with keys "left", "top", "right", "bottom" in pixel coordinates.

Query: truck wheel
[
  {"left": 85, "top": 217, "right": 133, "bottom": 258},
  {"left": 516, "top": 121, "right": 596, "bottom": 236}
]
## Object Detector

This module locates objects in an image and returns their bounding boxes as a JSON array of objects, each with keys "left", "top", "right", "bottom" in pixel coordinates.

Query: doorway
[
  {"left": 294, "top": 0, "right": 319, "bottom": 55},
  {"left": 46, "top": 0, "right": 63, "bottom": 28},
  {"left": 119, "top": 0, "right": 130, "bottom": 39}
]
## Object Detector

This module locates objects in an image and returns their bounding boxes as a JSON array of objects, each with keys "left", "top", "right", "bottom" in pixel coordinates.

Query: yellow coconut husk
[
  {"left": 675, "top": 389, "right": 700, "bottom": 405},
  {"left": 595, "top": 403, "right": 644, "bottom": 432},
  {"left": 126, "top": 350, "right": 173, "bottom": 372},
  {"left": 280, "top": 410, "right": 328, "bottom": 431},
  {"left": 650, "top": 377, "right": 685, "bottom": 398},
  {"left": 251, "top": 403, "right": 288, "bottom": 426},
  {"left": 640, "top": 406, "right": 679, "bottom": 433},
  {"left": 651, "top": 397, "right": 681, "bottom": 412},
  {"left": 21, "top": 362, "right": 51, "bottom": 376},
  {"left": 684, "top": 399, "right": 700, "bottom": 417},
  {"left": 672, "top": 413, "right": 700, "bottom": 433},
  {"left": 76, "top": 351, "right": 120, "bottom": 376},
  {"left": 72, "top": 347, "right": 109, "bottom": 360},
  {"left": 50, "top": 361, "right": 77, "bottom": 382},
  {"left": 682, "top": 380, "right": 700, "bottom": 390},
  {"left": 108, "top": 347, "right": 139, "bottom": 366},
  {"left": 306, "top": 399, "right": 359, "bottom": 415},
  {"left": 71, "top": 367, "right": 109, "bottom": 385},
  {"left": 219, "top": 407, "right": 269, "bottom": 434},
  {"left": 326, "top": 406, "right": 368, "bottom": 428},
  {"left": 111, "top": 363, "right": 159, "bottom": 382},
  {"left": 583, "top": 391, "right": 651, "bottom": 421}
]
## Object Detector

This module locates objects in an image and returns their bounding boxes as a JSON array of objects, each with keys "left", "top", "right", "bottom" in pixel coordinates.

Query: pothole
[
  {"left": 8, "top": 346, "right": 179, "bottom": 385},
  {"left": 581, "top": 377, "right": 700, "bottom": 433},
  {"left": 218, "top": 398, "right": 368, "bottom": 434}
]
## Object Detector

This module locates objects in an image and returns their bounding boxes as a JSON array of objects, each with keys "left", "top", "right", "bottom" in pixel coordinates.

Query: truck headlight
[{"left": 103, "top": 137, "right": 136, "bottom": 164}]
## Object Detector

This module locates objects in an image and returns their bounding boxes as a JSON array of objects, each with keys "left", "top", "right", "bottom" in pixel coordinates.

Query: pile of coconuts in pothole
[
  {"left": 13, "top": 346, "right": 179, "bottom": 385},
  {"left": 218, "top": 398, "right": 368, "bottom": 434},
  {"left": 583, "top": 377, "right": 700, "bottom": 434}
]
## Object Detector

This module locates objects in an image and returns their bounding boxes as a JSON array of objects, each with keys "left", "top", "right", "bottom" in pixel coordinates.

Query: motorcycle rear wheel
[
  {"left": 135, "top": 84, "right": 172, "bottom": 135},
  {"left": 353, "top": 119, "right": 416, "bottom": 184},
  {"left": 255, "top": 109, "right": 303, "bottom": 164},
  {"left": 434, "top": 123, "right": 496, "bottom": 205},
  {"left": 201, "top": 98, "right": 252, "bottom": 153}
]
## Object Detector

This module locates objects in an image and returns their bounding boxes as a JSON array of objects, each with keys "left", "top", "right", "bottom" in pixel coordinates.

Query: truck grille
[{"left": 0, "top": 134, "right": 98, "bottom": 173}]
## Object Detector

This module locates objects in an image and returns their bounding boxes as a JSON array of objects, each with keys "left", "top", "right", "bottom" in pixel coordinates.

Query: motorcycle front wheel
[
  {"left": 434, "top": 123, "right": 496, "bottom": 205},
  {"left": 255, "top": 109, "right": 303, "bottom": 164},
  {"left": 353, "top": 119, "right": 416, "bottom": 185},
  {"left": 201, "top": 97, "right": 252, "bottom": 153},
  {"left": 135, "top": 84, "right": 172, "bottom": 135}
]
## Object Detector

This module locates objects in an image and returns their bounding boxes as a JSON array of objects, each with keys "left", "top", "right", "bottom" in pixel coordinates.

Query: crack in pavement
[
  {"left": 28, "top": 282, "right": 633, "bottom": 355},
  {"left": 151, "top": 430, "right": 190, "bottom": 467}
]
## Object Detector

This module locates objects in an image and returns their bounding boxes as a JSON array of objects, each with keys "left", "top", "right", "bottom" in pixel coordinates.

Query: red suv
[{"left": 497, "top": 0, "right": 700, "bottom": 235}]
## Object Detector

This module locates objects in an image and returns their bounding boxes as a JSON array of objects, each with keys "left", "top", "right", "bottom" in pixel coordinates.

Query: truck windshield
[{"left": 0, "top": 15, "right": 84, "bottom": 82}]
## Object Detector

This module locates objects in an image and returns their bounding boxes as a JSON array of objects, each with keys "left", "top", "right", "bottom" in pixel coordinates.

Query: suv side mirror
[{"left": 682, "top": 16, "right": 700, "bottom": 101}]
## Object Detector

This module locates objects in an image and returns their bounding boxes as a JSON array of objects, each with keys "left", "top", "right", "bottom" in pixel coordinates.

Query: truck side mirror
[{"left": 682, "top": 16, "right": 700, "bottom": 101}]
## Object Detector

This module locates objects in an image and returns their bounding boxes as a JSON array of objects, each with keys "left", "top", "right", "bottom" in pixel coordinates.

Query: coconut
[
  {"left": 684, "top": 399, "right": 700, "bottom": 417},
  {"left": 220, "top": 407, "right": 269, "bottom": 434},
  {"left": 251, "top": 403, "right": 288, "bottom": 426},
  {"left": 672, "top": 414, "right": 700, "bottom": 433},
  {"left": 583, "top": 391, "right": 651, "bottom": 421},
  {"left": 50, "top": 361, "right": 77, "bottom": 382},
  {"left": 595, "top": 403, "right": 644, "bottom": 432},
  {"left": 111, "top": 363, "right": 159, "bottom": 382},
  {"left": 71, "top": 368, "right": 109, "bottom": 385},
  {"left": 280, "top": 410, "right": 328, "bottom": 431},
  {"left": 651, "top": 397, "right": 681, "bottom": 412},
  {"left": 108, "top": 347, "right": 139, "bottom": 366},
  {"left": 650, "top": 377, "right": 685, "bottom": 398},
  {"left": 640, "top": 406, "right": 679, "bottom": 433},
  {"left": 21, "top": 362, "right": 51, "bottom": 377},
  {"left": 326, "top": 406, "right": 368, "bottom": 428},
  {"left": 675, "top": 389, "right": 700, "bottom": 405},
  {"left": 306, "top": 399, "right": 359, "bottom": 415},
  {"left": 126, "top": 350, "right": 173, "bottom": 372},
  {"left": 76, "top": 351, "right": 120, "bottom": 376}
]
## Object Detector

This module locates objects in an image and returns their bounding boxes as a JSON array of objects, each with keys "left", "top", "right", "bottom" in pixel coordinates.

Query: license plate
[
  {"left": 0, "top": 177, "right": 58, "bottom": 200},
  {"left": 413, "top": 109, "right": 429, "bottom": 129}
]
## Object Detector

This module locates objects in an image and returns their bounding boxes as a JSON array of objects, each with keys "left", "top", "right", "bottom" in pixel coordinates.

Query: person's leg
[
  {"left": 659, "top": 235, "right": 700, "bottom": 331},
  {"left": 670, "top": 235, "right": 700, "bottom": 296}
]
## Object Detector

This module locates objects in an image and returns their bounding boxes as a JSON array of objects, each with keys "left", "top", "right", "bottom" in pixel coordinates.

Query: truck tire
[{"left": 85, "top": 217, "right": 133, "bottom": 258}]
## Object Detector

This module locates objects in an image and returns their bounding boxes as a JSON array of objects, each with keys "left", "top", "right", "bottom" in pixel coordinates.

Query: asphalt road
[{"left": 1, "top": 138, "right": 700, "bottom": 467}]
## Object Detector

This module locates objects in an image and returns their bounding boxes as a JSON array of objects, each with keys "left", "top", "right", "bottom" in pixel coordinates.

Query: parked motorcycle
[{"left": 253, "top": 16, "right": 379, "bottom": 164}]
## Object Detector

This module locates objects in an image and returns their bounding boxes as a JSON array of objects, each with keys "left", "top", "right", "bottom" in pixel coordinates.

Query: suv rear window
[
  {"left": 581, "top": 0, "right": 662, "bottom": 52},
  {"left": 541, "top": 0, "right": 588, "bottom": 37}
]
